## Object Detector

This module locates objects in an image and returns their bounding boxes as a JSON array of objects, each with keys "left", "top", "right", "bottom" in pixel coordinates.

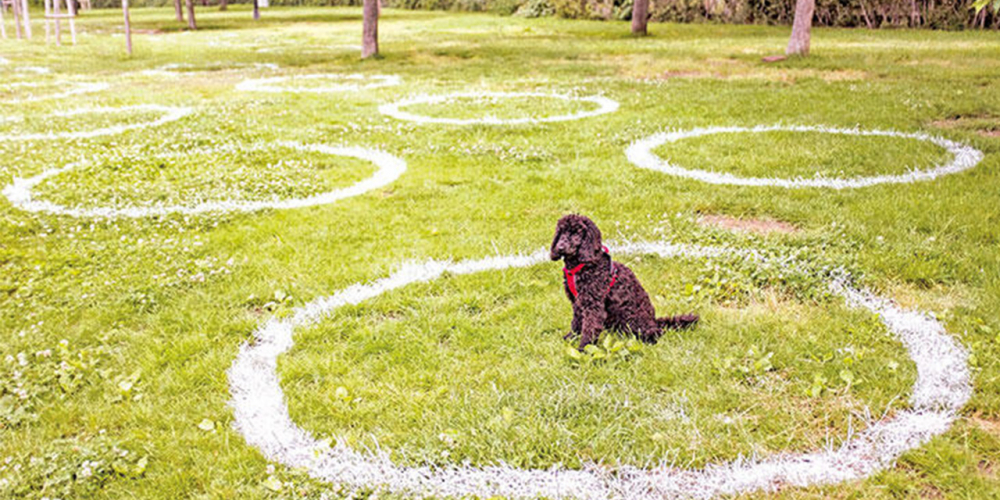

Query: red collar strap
[{"left": 563, "top": 247, "right": 618, "bottom": 299}]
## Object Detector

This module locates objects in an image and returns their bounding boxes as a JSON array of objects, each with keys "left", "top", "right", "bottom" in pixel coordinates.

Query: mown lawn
[{"left": 2, "top": 6, "right": 1000, "bottom": 499}]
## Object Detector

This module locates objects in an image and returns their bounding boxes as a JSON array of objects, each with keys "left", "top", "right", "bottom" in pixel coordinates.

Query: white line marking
[
  {"left": 1, "top": 81, "right": 110, "bottom": 104},
  {"left": 379, "top": 91, "right": 620, "bottom": 125},
  {"left": 2, "top": 143, "right": 406, "bottom": 218},
  {"left": 236, "top": 73, "right": 401, "bottom": 93},
  {"left": 0, "top": 104, "right": 192, "bottom": 142},
  {"left": 625, "top": 125, "right": 984, "bottom": 189},
  {"left": 140, "top": 62, "right": 280, "bottom": 77},
  {"left": 228, "top": 241, "right": 970, "bottom": 499}
]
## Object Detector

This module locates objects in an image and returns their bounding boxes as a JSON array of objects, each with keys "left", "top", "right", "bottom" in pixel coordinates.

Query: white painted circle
[
  {"left": 0, "top": 104, "right": 192, "bottom": 142},
  {"left": 228, "top": 240, "right": 970, "bottom": 500},
  {"left": 1, "top": 81, "right": 110, "bottom": 104},
  {"left": 141, "top": 62, "right": 280, "bottom": 77},
  {"left": 0, "top": 57, "right": 50, "bottom": 75},
  {"left": 2, "top": 143, "right": 406, "bottom": 218},
  {"left": 378, "top": 91, "right": 620, "bottom": 125},
  {"left": 626, "top": 125, "right": 984, "bottom": 189},
  {"left": 236, "top": 73, "right": 401, "bottom": 93}
]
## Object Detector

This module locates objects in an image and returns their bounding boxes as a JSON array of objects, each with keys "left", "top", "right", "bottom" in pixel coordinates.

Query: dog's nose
[{"left": 550, "top": 246, "right": 564, "bottom": 260}]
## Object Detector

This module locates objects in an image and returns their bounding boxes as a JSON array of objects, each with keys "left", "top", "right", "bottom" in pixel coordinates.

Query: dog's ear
[
  {"left": 576, "top": 217, "right": 603, "bottom": 262},
  {"left": 550, "top": 218, "right": 566, "bottom": 261}
]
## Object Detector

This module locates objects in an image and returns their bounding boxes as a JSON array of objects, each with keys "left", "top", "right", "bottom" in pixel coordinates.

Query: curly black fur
[{"left": 550, "top": 214, "right": 699, "bottom": 349}]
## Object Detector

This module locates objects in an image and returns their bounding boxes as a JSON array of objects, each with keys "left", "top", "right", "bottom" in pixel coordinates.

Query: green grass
[
  {"left": 1, "top": 5, "right": 1000, "bottom": 499},
  {"left": 36, "top": 145, "right": 377, "bottom": 208},
  {"left": 282, "top": 260, "right": 915, "bottom": 470},
  {"left": 402, "top": 94, "right": 595, "bottom": 121},
  {"left": 653, "top": 130, "right": 953, "bottom": 178}
]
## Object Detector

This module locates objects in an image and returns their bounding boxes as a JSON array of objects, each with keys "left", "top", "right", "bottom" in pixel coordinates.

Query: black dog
[{"left": 550, "top": 214, "right": 698, "bottom": 349}]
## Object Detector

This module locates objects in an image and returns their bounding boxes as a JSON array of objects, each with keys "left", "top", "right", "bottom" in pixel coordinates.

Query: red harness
[{"left": 563, "top": 247, "right": 618, "bottom": 299}]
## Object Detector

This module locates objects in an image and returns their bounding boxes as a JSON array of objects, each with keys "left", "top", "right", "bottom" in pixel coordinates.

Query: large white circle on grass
[
  {"left": 236, "top": 73, "right": 401, "bottom": 93},
  {"left": 1, "top": 81, "right": 110, "bottom": 104},
  {"left": 378, "top": 91, "right": 620, "bottom": 125},
  {"left": 0, "top": 104, "right": 192, "bottom": 142},
  {"left": 228, "top": 240, "right": 970, "bottom": 500},
  {"left": 140, "top": 62, "right": 280, "bottom": 77},
  {"left": 2, "top": 143, "right": 406, "bottom": 218},
  {"left": 626, "top": 125, "right": 984, "bottom": 189}
]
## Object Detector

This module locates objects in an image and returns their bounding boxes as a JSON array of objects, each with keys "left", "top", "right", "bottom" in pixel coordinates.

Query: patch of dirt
[
  {"left": 132, "top": 28, "right": 168, "bottom": 35},
  {"left": 979, "top": 459, "right": 996, "bottom": 478},
  {"left": 931, "top": 115, "right": 1000, "bottom": 137},
  {"left": 968, "top": 416, "right": 1000, "bottom": 438},
  {"left": 818, "top": 69, "right": 869, "bottom": 81},
  {"left": 761, "top": 55, "right": 787, "bottom": 63},
  {"left": 697, "top": 214, "right": 799, "bottom": 235},
  {"left": 658, "top": 70, "right": 716, "bottom": 79},
  {"left": 919, "top": 484, "right": 945, "bottom": 499},
  {"left": 649, "top": 68, "right": 867, "bottom": 83},
  {"left": 706, "top": 58, "right": 741, "bottom": 66},
  {"left": 889, "top": 282, "right": 971, "bottom": 317}
]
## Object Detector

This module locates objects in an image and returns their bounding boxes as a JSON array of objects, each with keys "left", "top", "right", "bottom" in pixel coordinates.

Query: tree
[
  {"left": 786, "top": 0, "right": 814, "bottom": 56},
  {"left": 253, "top": 0, "right": 260, "bottom": 20},
  {"left": 631, "top": 0, "right": 649, "bottom": 36},
  {"left": 219, "top": 0, "right": 227, "bottom": 11},
  {"left": 174, "top": 0, "right": 184, "bottom": 21},
  {"left": 361, "top": 0, "right": 378, "bottom": 58},
  {"left": 185, "top": 0, "right": 196, "bottom": 29}
]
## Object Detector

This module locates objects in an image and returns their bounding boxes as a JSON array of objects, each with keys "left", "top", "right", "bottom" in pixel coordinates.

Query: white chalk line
[
  {"left": 625, "top": 125, "right": 984, "bottom": 189},
  {"left": 236, "top": 73, "right": 401, "bottom": 94},
  {"left": 0, "top": 104, "right": 192, "bottom": 142},
  {"left": 1, "top": 81, "right": 110, "bottom": 104},
  {"left": 0, "top": 57, "right": 51, "bottom": 75},
  {"left": 140, "top": 62, "right": 280, "bottom": 78},
  {"left": 2, "top": 143, "right": 406, "bottom": 218},
  {"left": 228, "top": 240, "right": 970, "bottom": 499},
  {"left": 378, "top": 91, "right": 620, "bottom": 125}
]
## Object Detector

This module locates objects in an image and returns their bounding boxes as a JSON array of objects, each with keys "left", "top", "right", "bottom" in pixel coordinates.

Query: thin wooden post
[
  {"left": 66, "top": 0, "right": 76, "bottom": 44},
  {"left": 53, "top": 0, "right": 61, "bottom": 47},
  {"left": 122, "top": 0, "right": 132, "bottom": 55},
  {"left": 20, "top": 0, "right": 30, "bottom": 39},
  {"left": 44, "top": 0, "right": 51, "bottom": 43},
  {"left": 12, "top": 0, "right": 22, "bottom": 39},
  {"left": 0, "top": 2, "right": 7, "bottom": 39},
  {"left": 184, "top": 0, "right": 195, "bottom": 29}
]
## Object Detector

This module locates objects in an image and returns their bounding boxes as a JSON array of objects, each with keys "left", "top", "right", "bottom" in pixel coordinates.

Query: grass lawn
[{"left": 2, "top": 6, "right": 1000, "bottom": 499}]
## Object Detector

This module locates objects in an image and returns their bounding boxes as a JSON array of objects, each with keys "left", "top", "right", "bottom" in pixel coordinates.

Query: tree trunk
[
  {"left": 185, "top": 0, "right": 196, "bottom": 29},
  {"left": 219, "top": 0, "right": 227, "bottom": 10},
  {"left": 174, "top": 0, "right": 184, "bottom": 21},
  {"left": 631, "top": 0, "right": 648, "bottom": 35},
  {"left": 785, "top": 0, "right": 814, "bottom": 56},
  {"left": 252, "top": 0, "right": 259, "bottom": 19},
  {"left": 361, "top": 0, "right": 378, "bottom": 59},
  {"left": 122, "top": 0, "right": 132, "bottom": 55}
]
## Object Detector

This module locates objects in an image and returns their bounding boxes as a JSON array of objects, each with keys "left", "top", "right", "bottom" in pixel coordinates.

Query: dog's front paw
[{"left": 563, "top": 331, "right": 578, "bottom": 341}]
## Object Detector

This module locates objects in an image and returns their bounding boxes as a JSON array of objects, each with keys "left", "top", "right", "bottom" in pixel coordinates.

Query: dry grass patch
[
  {"left": 889, "top": 282, "right": 973, "bottom": 316},
  {"left": 931, "top": 115, "right": 1000, "bottom": 138}
]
